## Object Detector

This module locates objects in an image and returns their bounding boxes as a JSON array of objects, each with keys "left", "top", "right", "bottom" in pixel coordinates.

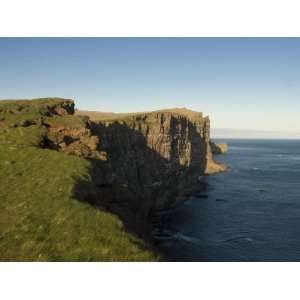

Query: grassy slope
[{"left": 0, "top": 99, "right": 158, "bottom": 261}]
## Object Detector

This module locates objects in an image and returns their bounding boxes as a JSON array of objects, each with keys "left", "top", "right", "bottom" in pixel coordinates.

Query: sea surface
[{"left": 153, "top": 139, "right": 300, "bottom": 261}]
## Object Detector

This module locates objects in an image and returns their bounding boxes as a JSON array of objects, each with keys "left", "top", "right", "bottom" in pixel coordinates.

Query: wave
[
  {"left": 153, "top": 229, "right": 254, "bottom": 246},
  {"left": 273, "top": 154, "right": 300, "bottom": 160}
]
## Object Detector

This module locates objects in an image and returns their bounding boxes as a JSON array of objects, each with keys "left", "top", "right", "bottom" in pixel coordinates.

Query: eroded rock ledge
[{"left": 210, "top": 141, "right": 228, "bottom": 154}]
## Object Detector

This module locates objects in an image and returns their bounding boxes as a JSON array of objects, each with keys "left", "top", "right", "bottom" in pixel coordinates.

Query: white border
[
  {"left": 0, "top": 0, "right": 300, "bottom": 36},
  {"left": 1, "top": 1, "right": 300, "bottom": 300},
  {"left": 1, "top": 262, "right": 300, "bottom": 300}
]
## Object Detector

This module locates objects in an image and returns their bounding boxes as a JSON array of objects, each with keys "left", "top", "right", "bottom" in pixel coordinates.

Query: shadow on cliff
[{"left": 71, "top": 119, "right": 209, "bottom": 256}]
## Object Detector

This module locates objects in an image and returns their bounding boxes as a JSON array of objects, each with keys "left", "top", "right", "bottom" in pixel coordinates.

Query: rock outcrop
[
  {"left": 210, "top": 141, "right": 228, "bottom": 154},
  {"left": 43, "top": 116, "right": 107, "bottom": 160},
  {"left": 0, "top": 98, "right": 106, "bottom": 159}
]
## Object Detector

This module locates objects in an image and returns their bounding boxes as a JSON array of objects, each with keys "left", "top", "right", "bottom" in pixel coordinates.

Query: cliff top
[
  {"left": 0, "top": 98, "right": 76, "bottom": 129},
  {"left": 0, "top": 99, "right": 205, "bottom": 124},
  {"left": 77, "top": 107, "right": 205, "bottom": 123},
  {"left": 0, "top": 97, "right": 74, "bottom": 109}
]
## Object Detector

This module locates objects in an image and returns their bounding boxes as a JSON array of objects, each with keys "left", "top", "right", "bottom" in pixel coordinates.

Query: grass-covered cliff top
[
  {"left": 0, "top": 98, "right": 75, "bottom": 128},
  {"left": 0, "top": 98, "right": 158, "bottom": 261},
  {"left": 77, "top": 107, "right": 205, "bottom": 123},
  {"left": 0, "top": 97, "right": 74, "bottom": 107},
  {"left": 0, "top": 97, "right": 74, "bottom": 117}
]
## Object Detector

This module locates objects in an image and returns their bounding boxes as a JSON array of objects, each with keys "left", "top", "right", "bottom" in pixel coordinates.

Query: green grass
[
  {"left": 0, "top": 144, "right": 157, "bottom": 261},
  {"left": 0, "top": 125, "right": 47, "bottom": 146},
  {"left": 0, "top": 98, "right": 74, "bottom": 128},
  {"left": 43, "top": 115, "right": 88, "bottom": 129},
  {"left": 0, "top": 97, "right": 73, "bottom": 111}
]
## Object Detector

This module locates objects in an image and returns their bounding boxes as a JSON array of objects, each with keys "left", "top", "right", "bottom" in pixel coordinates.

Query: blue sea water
[{"left": 153, "top": 139, "right": 300, "bottom": 261}]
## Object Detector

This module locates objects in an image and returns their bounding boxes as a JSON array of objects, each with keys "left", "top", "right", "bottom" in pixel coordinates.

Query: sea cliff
[
  {"left": 85, "top": 108, "right": 226, "bottom": 209},
  {"left": 0, "top": 98, "right": 225, "bottom": 261}
]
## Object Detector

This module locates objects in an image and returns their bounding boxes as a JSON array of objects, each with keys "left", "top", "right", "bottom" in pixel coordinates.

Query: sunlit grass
[{"left": 0, "top": 144, "right": 158, "bottom": 261}]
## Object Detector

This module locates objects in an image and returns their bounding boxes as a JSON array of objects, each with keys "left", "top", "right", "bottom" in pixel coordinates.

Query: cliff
[
  {"left": 0, "top": 98, "right": 225, "bottom": 261},
  {"left": 88, "top": 108, "right": 225, "bottom": 210}
]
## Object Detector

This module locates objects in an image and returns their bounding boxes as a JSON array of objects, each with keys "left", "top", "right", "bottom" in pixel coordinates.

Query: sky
[{"left": 0, "top": 38, "right": 300, "bottom": 138}]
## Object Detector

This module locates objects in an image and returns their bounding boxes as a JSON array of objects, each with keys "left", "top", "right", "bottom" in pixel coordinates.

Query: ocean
[{"left": 153, "top": 139, "right": 300, "bottom": 261}]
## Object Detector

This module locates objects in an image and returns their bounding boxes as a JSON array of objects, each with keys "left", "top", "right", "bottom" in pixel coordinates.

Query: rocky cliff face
[{"left": 86, "top": 108, "right": 226, "bottom": 211}]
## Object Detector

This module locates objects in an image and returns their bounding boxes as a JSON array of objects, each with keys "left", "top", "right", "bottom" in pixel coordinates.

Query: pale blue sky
[{"left": 0, "top": 38, "right": 299, "bottom": 135}]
